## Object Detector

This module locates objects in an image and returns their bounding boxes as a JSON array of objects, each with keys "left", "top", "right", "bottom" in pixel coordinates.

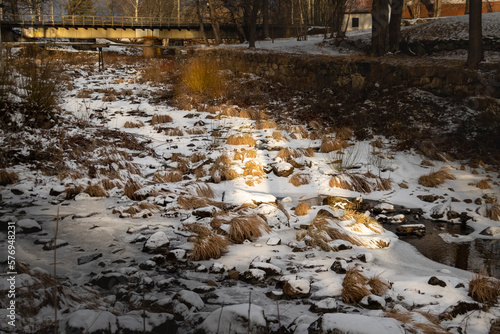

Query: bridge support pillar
[{"left": 143, "top": 38, "right": 161, "bottom": 58}]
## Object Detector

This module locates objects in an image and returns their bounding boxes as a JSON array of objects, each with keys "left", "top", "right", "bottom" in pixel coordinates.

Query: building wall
[{"left": 344, "top": 13, "right": 372, "bottom": 31}]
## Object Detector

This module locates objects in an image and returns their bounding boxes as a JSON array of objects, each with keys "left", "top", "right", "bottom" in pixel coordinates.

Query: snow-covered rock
[
  {"left": 257, "top": 204, "right": 289, "bottom": 229},
  {"left": 250, "top": 261, "right": 283, "bottom": 276},
  {"left": 117, "top": 311, "right": 175, "bottom": 334},
  {"left": 308, "top": 313, "right": 404, "bottom": 334},
  {"left": 360, "top": 294, "right": 386, "bottom": 309},
  {"left": 174, "top": 290, "right": 205, "bottom": 310},
  {"left": 273, "top": 162, "right": 294, "bottom": 177},
  {"left": 283, "top": 279, "right": 311, "bottom": 298},
  {"left": 479, "top": 226, "right": 500, "bottom": 236},
  {"left": 198, "top": 304, "right": 267, "bottom": 334},
  {"left": 373, "top": 203, "right": 395, "bottom": 214},
  {"left": 16, "top": 218, "right": 41, "bottom": 233},
  {"left": 143, "top": 231, "right": 170, "bottom": 253},
  {"left": 59, "top": 309, "right": 118, "bottom": 334}
]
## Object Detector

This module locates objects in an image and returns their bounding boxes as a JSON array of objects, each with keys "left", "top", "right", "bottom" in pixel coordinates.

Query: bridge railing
[{"left": 1, "top": 14, "right": 200, "bottom": 28}]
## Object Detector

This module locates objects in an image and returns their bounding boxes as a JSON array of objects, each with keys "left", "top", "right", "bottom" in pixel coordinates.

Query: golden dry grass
[
  {"left": 186, "top": 127, "right": 207, "bottom": 135},
  {"left": 475, "top": 179, "right": 492, "bottom": 189},
  {"left": 418, "top": 169, "right": 456, "bottom": 187},
  {"left": 210, "top": 153, "right": 238, "bottom": 183},
  {"left": 84, "top": 184, "right": 108, "bottom": 197},
  {"left": 190, "top": 183, "right": 215, "bottom": 199},
  {"left": 65, "top": 185, "right": 83, "bottom": 199},
  {"left": 289, "top": 126, "right": 309, "bottom": 139},
  {"left": 367, "top": 274, "right": 389, "bottom": 295},
  {"left": 153, "top": 171, "right": 184, "bottom": 183},
  {"left": 277, "top": 147, "right": 301, "bottom": 162},
  {"left": 101, "top": 179, "right": 121, "bottom": 190},
  {"left": 102, "top": 95, "right": 117, "bottom": 102},
  {"left": 123, "top": 121, "right": 145, "bottom": 128},
  {"left": 272, "top": 131, "right": 286, "bottom": 141},
  {"left": 385, "top": 309, "right": 448, "bottom": 334},
  {"left": 299, "top": 147, "right": 316, "bottom": 157},
  {"left": 320, "top": 137, "right": 347, "bottom": 153},
  {"left": 124, "top": 201, "right": 161, "bottom": 215},
  {"left": 329, "top": 174, "right": 373, "bottom": 193},
  {"left": 468, "top": 273, "right": 500, "bottom": 305},
  {"left": 181, "top": 58, "right": 226, "bottom": 98},
  {"left": 184, "top": 224, "right": 231, "bottom": 261},
  {"left": 190, "top": 152, "right": 207, "bottom": 164},
  {"left": 256, "top": 119, "right": 278, "bottom": 129},
  {"left": 228, "top": 215, "right": 270, "bottom": 243},
  {"left": 151, "top": 114, "right": 173, "bottom": 125},
  {"left": 234, "top": 149, "right": 258, "bottom": 162},
  {"left": 289, "top": 173, "right": 311, "bottom": 187},
  {"left": 0, "top": 169, "right": 19, "bottom": 186},
  {"left": 124, "top": 180, "right": 146, "bottom": 200},
  {"left": 177, "top": 195, "right": 210, "bottom": 210},
  {"left": 336, "top": 127, "right": 354, "bottom": 140},
  {"left": 376, "top": 177, "right": 392, "bottom": 191},
  {"left": 343, "top": 208, "right": 384, "bottom": 234},
  {"left": 342, "top": 268, "right": 371, "bottom": 304},
  {"left": 239, "top": 108, "right": 259, "bottom": 120},
  {"left": 226, "top": 134, "right": 256, "bottom": 146},
  {"left": 243, "top": 161, "right": 265, "bottom": 177},
  {"left": 295, "top": 202, "right": 310, "bottom": 216}
]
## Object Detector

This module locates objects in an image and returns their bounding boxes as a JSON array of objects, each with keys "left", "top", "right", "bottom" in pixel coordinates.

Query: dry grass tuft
[
  {"left": 295, "top": 202, "right": 310, "bottom": 216},
  {"left": 243, "top": 161, "right": 265, "bottom": 177},
  {"left": 84, "top": 184, "right": 108, "bottom": 197},
  {"left": 272, "top": 131, "right": 286, "bottom": 142},
  {"left": 0, "top": 169, "right": 19, "bottom": 186},
  {"left": 164, "top": 127, "right": 185, "bottom": 136},
  {"left": 226, "top": 134, "right": 256, "bottom": 146},
  {"left": 101, "top": 179, "right": 121, "bottom": 190},
  {"left": 376, "top": 177, "right": 392, "bottom": 191},
  {"left": 336, "top": 127, "right": 354, "bottom": 140},
  {"left": 320, "top": 137, "right": 348, "bottom": 153},
  {"left": 343, "top": 208, "right": 384, "bottom": 234},
  {"left": 468, "top": 273, "right": 500, "bottom": 306},
  {"left": 186, "top": 127, "right": 206, "bottom": 135},
  {"left": 342, "top": 268, "right": 371, "bottom": 304},
  {"left": 475, "top": 180, "right": 491, "bottom": 189},
  {"left": 177, "top": 195, "right": 210, "bottom": 210},
  {"left": 277, "top": 147, "right": 302, "bottom": 162},
  {"left": 190, "top": 183, "right": 215, "bottom": 199},
  {"left": 228, "top": 215, "right": 270, "bottom": 243},
  {"left": 421, "top": 160, "right": 435, "bottom": 167},
  {"left": 210, "top": 153, "right": 238, "bottom": 183},
  {"left": 123, "top": 121, "right": 145, "bottom": 128},
  {"left": 418, "top": 169, "right": 456, "bottom": 187},
  {"left": 329, "top": 173, "right": 373, "bottom": 193},
  {"left": 124, "top": 180, "right": 147, "bottom": 200},
  {"left": 289, "top": 173, "right": 311, "bottom": 187},
  {"left": 256, "top": 119, "right": 278, "bottom": 129},
  {"left": 191, "top": 233, "right": 231, "bottom": 260},
  {"left": 367, "top": 274, "right": 389, "bottom": 295},
  {"left": 485, "top": 204, "right": 500, "bottom": 221},
  {"left": 289, "top": 126, "right": 309, "bottom": 139},
  {"left": 65, "top": 185, "right": 83, "bottom": 199},
  {"left": 153, "top": 171, "right": 184, "bottom": 183},
  {"left": 190, "top": 152, "right": 207, "bottom": 164},
  {"left": 300, "top": 147, "right": 316, "bottom": 157},
  {"left": 151, "top": 114, "right": 173, "bottom": 125},
  {"left": 239, "top": 108, "right": 259, "bottom": 120}
]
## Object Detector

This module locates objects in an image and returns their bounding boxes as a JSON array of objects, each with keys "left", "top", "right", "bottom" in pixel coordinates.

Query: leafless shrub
[
  {"left": 227, "top": 134, "right": 256, "bottom": 146},
  {"left": 228, "top": 215, "right": 270, "bottom": 243},
  {"left": 123, "top": 121, "right": 145, "bottom": 128},
  {"left": 84, "top": 184, "right": 108, "bottom": 197},
  {"left": 151, "top": 114, "right": 173, "bottom": 125},
  {"left": 418, "top": 169, "right": 456, "bottom": 187},
  {"left": 0, "top": 169, "right": 19, "bottom": 186},
  {"left": 289, "top": 173, "right": 311, "bottom": 187},
  {"left": 295, "top": 202, "right": 310, "bottom": 216},
  {"left": 469, "top": 273, "right": 500, "bottom": 305}
]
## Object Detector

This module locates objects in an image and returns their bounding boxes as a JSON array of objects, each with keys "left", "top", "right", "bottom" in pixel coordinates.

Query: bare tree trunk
[
  {"left": 263, "top": 0, "right": 270, "bottom": 39},
  {"left": 434, "top": 0, "right": 442, "bottom": 16},
  {"left": 248, "top": 0, "right": 261, "bottom": 48},
  {"left": 228, "top": 6, "right": 247, "bottom": 42},
  {"left": 371, "top": 0, "right": 389, "bottom": 56},
  {"left": 207, "top": 0, "right": 222, "bottom": 45},
  {"left": 389, "top": 0, "right": 403, "bottom": 52},
  {"left": 195, "top": 0, "right": 209, "bottom": 46},
  {"left": 467, "top": 0, "right": 483, "bottom": 68}
]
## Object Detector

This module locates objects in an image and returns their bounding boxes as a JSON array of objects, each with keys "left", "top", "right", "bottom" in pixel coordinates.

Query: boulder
[
  {"left": 174, "top": 290, "right": 204, "bottom": 310},
  {"left": 428, "top": 276, "right": 447, "bottom": 287},
  {"left": 272, "top": 162, "right": 294, "bottom": 177},
  {"left": 283, "top": 279, "right": 310, "bottom": 298},
  {"left": 143, "top": 231, "right": 170, "bottom": 253},
  {"left": 91, "top": 273, "right": 129, "bottom": 290}
]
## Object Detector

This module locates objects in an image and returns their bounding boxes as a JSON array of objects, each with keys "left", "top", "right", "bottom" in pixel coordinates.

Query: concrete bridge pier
[{"left": 143, "top": 38, "right": 162, "bottom": 58}]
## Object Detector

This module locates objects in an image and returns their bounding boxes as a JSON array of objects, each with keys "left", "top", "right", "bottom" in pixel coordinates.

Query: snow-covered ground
[{"left": 0, "top": 15, "right": 499, "bottom": 334}]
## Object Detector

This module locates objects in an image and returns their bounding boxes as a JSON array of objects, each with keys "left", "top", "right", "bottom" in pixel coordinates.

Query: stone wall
[{"left": 188, "top": 48, "right": 500, "bottom": 98}]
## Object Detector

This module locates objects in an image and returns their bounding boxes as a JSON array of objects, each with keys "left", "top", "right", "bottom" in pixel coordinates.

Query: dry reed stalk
[
  {"left": 84, "top": 184, "right": 108, "bottom": 197},
  {"left": 295, "top": 202, "right": 310, "bottom": 216},
  {"left": 123, "top": 121, "right": 144, "bottom": 128},
  {"left": 289, "top": 173, "right": 311, "bottom": 187},
  {"left": 227, "top": 134, "right": 256, "bottom": 146},
  {"left": 418, "top": 169, "right": 456, "bottom": 187},
  {"left": 229, "top": 215, "right": 270, "bottom": 243},
  {"left": 151, "top": 114, "right": 173, "bottom": 125},
  {"left": 0, "top": 169, "right": 19, "bottom": 186}
]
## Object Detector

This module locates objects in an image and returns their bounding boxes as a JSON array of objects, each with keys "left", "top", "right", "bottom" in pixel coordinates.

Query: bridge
[{"left": 0, "top": 14, "right": 239, "bottom": 41}]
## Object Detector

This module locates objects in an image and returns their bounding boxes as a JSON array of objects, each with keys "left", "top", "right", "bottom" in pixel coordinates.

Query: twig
[
  {"left": 248, "top": 291, "right": 252, "bottom": 334},
  {"left": 216, "top": 302, "right": 224, "bottom": 334},
  {"left": 53, "top": 206, "right": 59, "bottom": 334}
]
